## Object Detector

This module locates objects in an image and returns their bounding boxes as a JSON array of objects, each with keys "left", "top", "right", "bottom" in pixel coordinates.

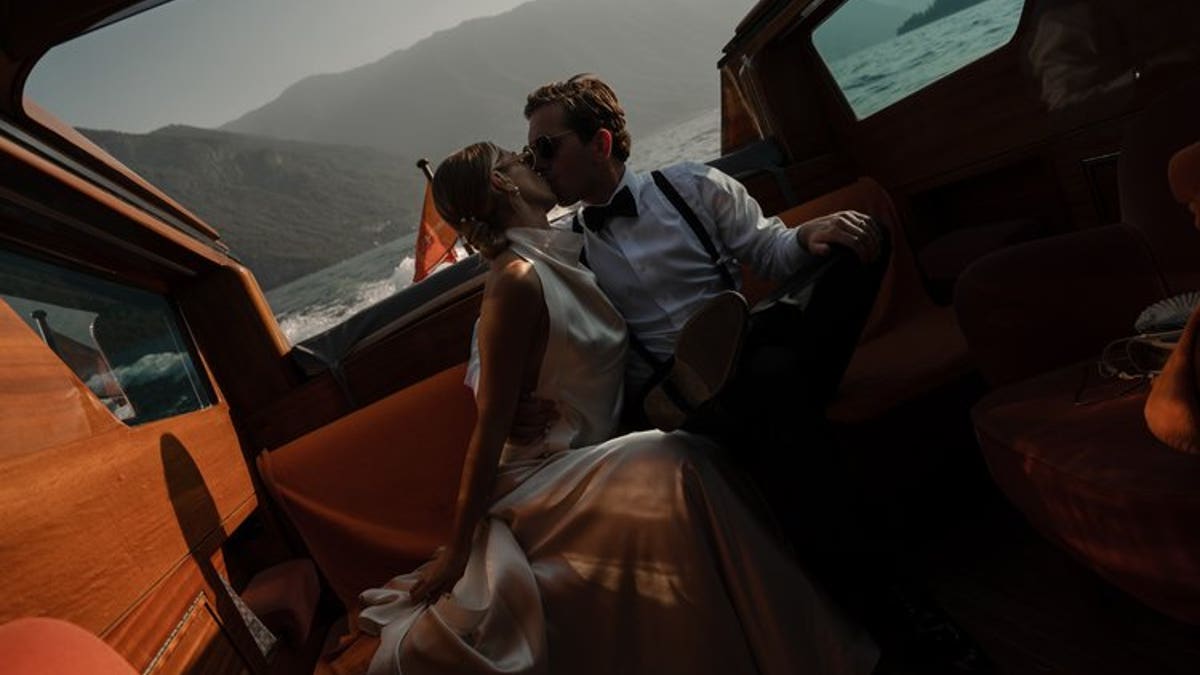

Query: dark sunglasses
[{"left": 528, "top": 130, "right": 575, "bottom": 162}]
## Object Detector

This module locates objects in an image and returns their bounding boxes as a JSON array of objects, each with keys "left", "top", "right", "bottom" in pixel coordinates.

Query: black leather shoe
[{"left": 643, "top": 291, "right": 748, "bottom": 432}]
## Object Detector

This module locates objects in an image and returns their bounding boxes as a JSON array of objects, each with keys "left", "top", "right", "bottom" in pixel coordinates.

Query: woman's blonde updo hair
[{"left": 432, "top": 142, "right": 511, "bottom": 258}]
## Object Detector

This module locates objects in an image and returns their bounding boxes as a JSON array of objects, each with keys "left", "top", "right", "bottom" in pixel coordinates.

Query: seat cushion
[
  {"left": 240, "top": 558, "right": 321, "bottom": 647},
  {"left": 743, "top": 177, "right": 971, "bottom": 421},
  {"left": 746, "top": 176, "right": 929, "bottom": 343},
  {"left": 918, "top": 218, "right": 1042, "bottom": 289},
  {"left": 973, "top": 363, "right": 1200, "bottom": 624},
  {"left": 828, "top": 305, "right": 971, "bottom": 424},
  {"left": 955, "top": 223, "right": 1169, "bottom": 387},
  {"left": 0, "top": 618, "right": 137, "bottom": 674}
]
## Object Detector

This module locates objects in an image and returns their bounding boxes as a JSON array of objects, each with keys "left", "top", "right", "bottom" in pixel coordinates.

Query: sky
[{"left": 25, "top": 0, "right": 534, "bottom": 133}]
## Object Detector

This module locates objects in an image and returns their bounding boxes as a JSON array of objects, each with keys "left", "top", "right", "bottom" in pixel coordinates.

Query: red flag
[{"left": 412, "top": 181, "right": 459, "bottom": 283}]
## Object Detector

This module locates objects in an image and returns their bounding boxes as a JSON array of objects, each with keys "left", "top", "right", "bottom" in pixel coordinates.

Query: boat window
[
  {"left": 24, "top": 1, "right": 754, "bottom": 346},
  {"left": 0, "top": 248, "right": 214, "bottom": 425},
  {"left": 812, "top": 0, "right": 1026, "bottom": 119}
]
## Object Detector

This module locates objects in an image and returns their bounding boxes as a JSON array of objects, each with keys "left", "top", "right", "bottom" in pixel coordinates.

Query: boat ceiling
[{"left": 0, "top": 1, "right": 171, "bottom": 63}]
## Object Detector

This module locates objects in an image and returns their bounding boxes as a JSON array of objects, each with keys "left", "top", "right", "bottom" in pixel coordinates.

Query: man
[
  {"left": 513, "top": 74, "right": 989, "bottom": 674},
  {"left": 525, "top": 75, "right": 881, "bottom": 418}
]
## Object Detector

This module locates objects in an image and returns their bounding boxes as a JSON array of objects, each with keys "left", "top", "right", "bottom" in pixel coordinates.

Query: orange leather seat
[
  {"left": 745, "top": 176, "right": 972, "bottom": 423},
  {"left": 0, "top": 618, "right": 137, "bottom": 674},
  {"left": 240, "top": 558, "right": 321, "bottom": 647},
  {"left": 970, "top": 139, "right": 1200, "bottom": 625},
  {"left": 973, "top": 363, "right": 1200, "bottom": 624},
  {"left": 258, "top": 364, "right": 476, "bottom": 611}
]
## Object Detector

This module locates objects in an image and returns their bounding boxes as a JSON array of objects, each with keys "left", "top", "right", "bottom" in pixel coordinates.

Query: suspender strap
[{"left": 650, "top": 170, "right": 737, "bottom": 290}]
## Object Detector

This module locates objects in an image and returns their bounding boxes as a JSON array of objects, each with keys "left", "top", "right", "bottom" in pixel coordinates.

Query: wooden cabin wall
[
  {"left": 0, "top": 128, "right": 292, "bottom": 669},
  {"left": 0, "top": 298, "right": 261, "bottom": 668}
]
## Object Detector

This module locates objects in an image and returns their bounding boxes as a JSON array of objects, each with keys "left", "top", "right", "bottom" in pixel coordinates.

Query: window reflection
[
  {"left": 1024, "top": 0, "right": 1200, "bottom": 112},
  {"left": 0, "top": 249, "right": 212, "bottom": 425}
]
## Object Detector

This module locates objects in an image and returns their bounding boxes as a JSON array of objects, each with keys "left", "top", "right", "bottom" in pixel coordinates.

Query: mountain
[
  {"left": 82, "top": 126, "right": 424, "bottom": 291},
  {"left": 813, "top": 0, "right": 911, "bottom": 62},
  {"left": 223, "top": 0, "right": 746, "bottom": 162}
]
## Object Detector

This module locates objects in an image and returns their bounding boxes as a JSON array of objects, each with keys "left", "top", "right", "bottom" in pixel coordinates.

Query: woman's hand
[{"left": 409, "top": 545, "right": 470, "bottom": 605}]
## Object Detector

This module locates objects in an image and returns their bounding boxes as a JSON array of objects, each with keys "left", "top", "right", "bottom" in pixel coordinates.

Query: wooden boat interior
[{"left": 1, "top": 0, "right": 1198, "bottom": 672}]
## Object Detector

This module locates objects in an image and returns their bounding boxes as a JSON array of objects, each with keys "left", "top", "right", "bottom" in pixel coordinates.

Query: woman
[{"left": 357, "top": 142, "right": 878, "bottom": 675}]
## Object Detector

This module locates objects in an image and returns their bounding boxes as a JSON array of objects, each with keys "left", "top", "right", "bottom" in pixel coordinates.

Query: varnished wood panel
[
  {"left": 151, "top": 600, "right": 250, "bottom": 675},
  {"left": 105, "top": 545, "right": 259, "bottom": 674},
  {"left": 0, "top": 339, "right": 257, "bottom": 636}
]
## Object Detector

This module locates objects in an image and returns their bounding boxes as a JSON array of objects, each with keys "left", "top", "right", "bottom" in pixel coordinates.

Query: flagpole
[{"left": 417, "top": 158, "right": 434, "bottom": 183}]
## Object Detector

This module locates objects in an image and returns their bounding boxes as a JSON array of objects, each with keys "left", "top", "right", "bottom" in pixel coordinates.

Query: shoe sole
[{"left": 644, "top": 291, "right": 748, "bottom": 431}]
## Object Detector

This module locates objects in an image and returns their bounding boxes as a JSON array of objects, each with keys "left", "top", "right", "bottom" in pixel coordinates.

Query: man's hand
[
  {"left": 796, "top": 210, "right": 882, "bottom": 263},
  {"left": 409, "top": 544, "right": 470, "bottom": 605},
  {"left": 509, "top": 392, "right": 559, "bottom": 445}
]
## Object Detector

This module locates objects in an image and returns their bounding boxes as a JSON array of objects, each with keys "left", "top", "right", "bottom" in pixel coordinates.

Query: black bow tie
[{"left": 581, "top": 185, "right": 638, "bottom": 232}]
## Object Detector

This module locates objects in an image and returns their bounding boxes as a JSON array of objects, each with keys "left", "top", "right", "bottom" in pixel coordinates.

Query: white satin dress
[{"left": 357, "top": 226, "right": 878, "bottom": 675}]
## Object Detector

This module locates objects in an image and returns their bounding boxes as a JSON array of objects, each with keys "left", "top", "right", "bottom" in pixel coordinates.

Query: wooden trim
[
  {"left": 0, "top": 132, "right": 229, "bottom": 267},
  {"left": 21, "top": 99, "right": 222, "bottom": 242}
]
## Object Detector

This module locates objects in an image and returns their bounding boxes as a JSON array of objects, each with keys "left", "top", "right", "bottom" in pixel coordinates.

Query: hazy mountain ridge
[
  {"left": 223, "top": 0, "right": 746, "bottom": 161},
  {"left": 82, "top": 126, "right": 425, "bottom": 290}
]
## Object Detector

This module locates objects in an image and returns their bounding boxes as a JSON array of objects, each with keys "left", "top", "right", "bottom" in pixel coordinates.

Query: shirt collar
[{"left": 584, "top": 166, "right": 643, "bottom": 207}]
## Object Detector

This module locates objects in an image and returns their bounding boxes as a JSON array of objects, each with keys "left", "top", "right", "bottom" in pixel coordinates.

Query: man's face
[{"left": 527, "top": 104, "right": 592, "bottom": 206}]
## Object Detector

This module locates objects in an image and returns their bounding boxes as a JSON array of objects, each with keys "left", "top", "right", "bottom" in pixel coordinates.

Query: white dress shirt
[{"left": 573, "top": 162, "right": 814, "bottom": 392}]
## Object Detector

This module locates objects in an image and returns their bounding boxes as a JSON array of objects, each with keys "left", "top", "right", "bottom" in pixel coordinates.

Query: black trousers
[{"left": 701, "top": 236, "right": 895, "bottom": 620}]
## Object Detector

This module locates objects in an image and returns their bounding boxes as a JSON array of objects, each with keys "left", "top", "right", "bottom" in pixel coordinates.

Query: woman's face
[{"left": 494, "top": 147, "right": 558, "bottom": 213}]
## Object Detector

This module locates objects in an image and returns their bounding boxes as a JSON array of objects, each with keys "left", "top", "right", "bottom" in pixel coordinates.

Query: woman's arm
[{"left": 409, "top": 256, "right": 544, "bottom": 603}]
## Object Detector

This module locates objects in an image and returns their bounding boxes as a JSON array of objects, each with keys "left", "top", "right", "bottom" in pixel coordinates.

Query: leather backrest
[{"left": 258, "top": 364, "right": 476, "bottom": 610}]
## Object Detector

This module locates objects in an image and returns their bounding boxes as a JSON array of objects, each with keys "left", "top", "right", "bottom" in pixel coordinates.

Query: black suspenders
[{"left": 650, "top": 170, "right": 738, "bottom": 291}]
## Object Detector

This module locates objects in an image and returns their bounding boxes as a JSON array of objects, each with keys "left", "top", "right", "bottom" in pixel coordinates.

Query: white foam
[{"left": 278, "top": 256, "right": 418, "bottom": 344}]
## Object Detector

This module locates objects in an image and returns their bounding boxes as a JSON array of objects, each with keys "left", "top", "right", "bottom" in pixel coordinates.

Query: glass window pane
[
  {"left": 813, "top": 0, "right": 1026, "bottom": 119},
  {"left": 0, "top": 248, "right": 213, "bottom": 425}
]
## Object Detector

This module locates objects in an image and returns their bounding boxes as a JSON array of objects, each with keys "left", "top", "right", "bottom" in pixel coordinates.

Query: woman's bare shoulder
[{"left": 484, "top": 251, "right": 542, "bottom": 305}]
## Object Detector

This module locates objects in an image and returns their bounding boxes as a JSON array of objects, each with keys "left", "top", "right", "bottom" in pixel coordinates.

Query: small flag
[{"left": 412, "top": 177, "right": 459, "bottom": 284}]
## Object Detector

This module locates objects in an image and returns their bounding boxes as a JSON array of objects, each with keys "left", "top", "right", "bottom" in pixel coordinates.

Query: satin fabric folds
[{"left": 358, "top": 226, "right": 878, "bottom": 675}]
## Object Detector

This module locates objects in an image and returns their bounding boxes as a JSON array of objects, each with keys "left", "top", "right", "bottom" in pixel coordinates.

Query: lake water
[
  {"left": 823, "top": 0, "right": 1024, "bottom": 119},
  {"left": 268, "top": 0, "right": 1022, "bottom": 343}
]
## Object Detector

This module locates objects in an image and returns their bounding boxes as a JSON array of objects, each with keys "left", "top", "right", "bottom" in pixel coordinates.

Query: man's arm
[{"left": 693, "top": 163, "right": 881, "bottom": 279}]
